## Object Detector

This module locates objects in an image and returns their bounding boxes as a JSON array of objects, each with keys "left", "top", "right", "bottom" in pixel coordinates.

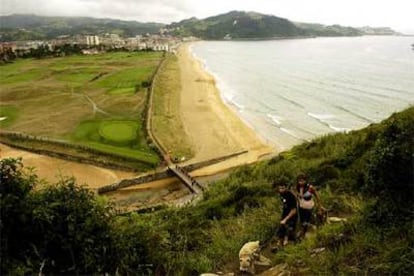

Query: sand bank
[{"left": 0, "top": 143, "right": 135, "bottom": 189}]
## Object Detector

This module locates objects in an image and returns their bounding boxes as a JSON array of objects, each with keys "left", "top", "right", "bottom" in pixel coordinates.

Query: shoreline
[
  {"left": 177, "top": 43, "right": 276, "bottom": 175},
  {"left": 187, "top": 42, "right": 278, "bottom": 149}
]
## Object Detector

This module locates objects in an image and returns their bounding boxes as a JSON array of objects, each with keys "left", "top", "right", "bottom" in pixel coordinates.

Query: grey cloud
[
  {"left": 90, "top": 0, "right": 194, "bottom": 22},
  {"left": 1, "top": 0, "right": 196, "bottom": 23}
]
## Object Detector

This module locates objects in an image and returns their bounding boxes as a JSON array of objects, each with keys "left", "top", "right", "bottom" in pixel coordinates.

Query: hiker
[
  {"left": 295, "top": 173, "right": 325, "bottom": 240},
  {"left": 274, "top": 180, "right": 297, "bottom": 248}
]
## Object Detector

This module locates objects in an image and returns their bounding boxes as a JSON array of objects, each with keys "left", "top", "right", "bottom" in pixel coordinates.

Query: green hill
[
  {"left": 295, "top": 22, "right": 362, "bottom": 36},
  {"left": 0, "top": 14, "right": 165, "bottom": 42},
  {"left": 1, "top": 12, "right": 398, "bottom": 42},
  {"left": 2, "top": 106, "right": 413, "bottom": 274},
  {"left": 168, "top": 10, "right": 367, "bottom": 39},
  {"left": 169, "top": 11, "right": 305, "bottom": 39}
]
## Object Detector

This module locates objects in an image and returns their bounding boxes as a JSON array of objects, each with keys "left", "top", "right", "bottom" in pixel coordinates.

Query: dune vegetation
[
  {"left": 151, "top": 53, "right": 194, "bottom": 160},
  {"left": 2, "top": 107, "right": 412, "bottom": 275}
]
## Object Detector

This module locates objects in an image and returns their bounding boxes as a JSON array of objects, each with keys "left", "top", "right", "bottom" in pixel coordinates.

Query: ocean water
[{"left": 190, "top": 36, "right": 414, "bottom": 151}]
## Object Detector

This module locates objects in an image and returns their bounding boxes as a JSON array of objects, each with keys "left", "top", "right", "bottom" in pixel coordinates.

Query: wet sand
[
  {"left": 0, "top": 143, "right": 135, "bottom": 189},
  {"left": 1, "top": 143, "right": 193, "bottom": 210}
]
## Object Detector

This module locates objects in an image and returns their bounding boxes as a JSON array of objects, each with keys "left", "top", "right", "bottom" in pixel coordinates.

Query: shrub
[
  {"left": 1, "top": 158, "right": 119, "bottom": 274},
  {"left": 364, "top": 109, "right": 414, "bottom": 226}
]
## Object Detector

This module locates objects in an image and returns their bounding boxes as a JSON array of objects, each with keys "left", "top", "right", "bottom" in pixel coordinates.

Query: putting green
[{"left": 98, "top": 121, "right": 138, "bottom": 143}]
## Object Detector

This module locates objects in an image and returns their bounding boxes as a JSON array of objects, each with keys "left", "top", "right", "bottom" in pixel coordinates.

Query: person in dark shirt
[{"left": 274, "top": 180, "right": 297, "bottom": 248}]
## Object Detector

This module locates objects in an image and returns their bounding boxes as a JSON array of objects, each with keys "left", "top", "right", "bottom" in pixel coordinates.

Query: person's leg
[
  {"left": 286, "top": 219, "right": 297, "bottom": 243},
  {"left": 298, "top": 208, "right": 312, "bottom": 240},
  {"left": 276, "top": 224, "right": 287, "bottom": 247}
]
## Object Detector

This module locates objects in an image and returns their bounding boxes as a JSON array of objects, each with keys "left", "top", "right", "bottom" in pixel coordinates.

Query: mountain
[
  {"left": 167, "top": 11, "right": 369, "bottom": 39},
  {"left": 0, "top": 14, "right": 165, "bottom": 42},
  {"left": 295, "top": 23, "right": 400, "bottom": 37},
  {"left": 294, "top": 22, "right": 362, "bottom": 36},
  {"left": 357, "top": 26, "right": 400, "bottom": 35},
  {"left": 168, "top": 11, "right": 306, "bottom": 39},
  {"left": 1, "top": 13, "right": 400, "bottom": 42}
]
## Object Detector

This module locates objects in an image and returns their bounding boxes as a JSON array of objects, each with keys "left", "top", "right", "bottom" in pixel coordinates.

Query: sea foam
[{"left": 267, "top": 114, "right": 283, "bottom": 126}]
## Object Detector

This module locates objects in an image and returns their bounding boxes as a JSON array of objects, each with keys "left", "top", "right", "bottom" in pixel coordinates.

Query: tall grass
[{"left": 129, "top": 107, "right": 414, "bottom": 274}]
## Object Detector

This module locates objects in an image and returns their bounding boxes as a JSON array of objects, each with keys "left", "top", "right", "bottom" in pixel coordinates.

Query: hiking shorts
[
  {"left": 277, "top": 218, "right": 296, "bottom": 240},
  {"left": 299, "top": 207, "right": 312, "bottom": 226}
]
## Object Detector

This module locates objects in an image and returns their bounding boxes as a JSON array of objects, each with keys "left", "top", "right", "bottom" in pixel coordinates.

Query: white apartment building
[{"left": 86, "top": 35, "right": 100, "bottom": 46}]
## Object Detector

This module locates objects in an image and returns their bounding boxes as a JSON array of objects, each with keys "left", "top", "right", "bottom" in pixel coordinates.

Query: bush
[
  {"left": 1, "top": 158, "right": 119, "bottom": 274},
  {"left": 364, "top": 109, "right": 414, "bottom": 225},
  {"left": 0, "top": 158, "right": 36, "bottom": 274}
]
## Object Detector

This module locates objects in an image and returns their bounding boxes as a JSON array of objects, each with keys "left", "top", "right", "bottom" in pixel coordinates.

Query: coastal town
[{"left": 0, "top": 31, "right": 196, "bottom": 61}]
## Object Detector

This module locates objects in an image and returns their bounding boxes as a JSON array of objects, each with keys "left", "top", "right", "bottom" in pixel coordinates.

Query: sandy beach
[{"left": 177, "top": 43, "right": 274, "bottom": 174}]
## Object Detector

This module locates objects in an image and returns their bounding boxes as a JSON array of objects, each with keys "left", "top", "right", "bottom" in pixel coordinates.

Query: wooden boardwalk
[{"left": 168, "top": 165, "right": 204, "bottom": 194}]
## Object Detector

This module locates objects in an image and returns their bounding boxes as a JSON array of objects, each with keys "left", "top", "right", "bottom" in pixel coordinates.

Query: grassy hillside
[
  {"left": 1, "top": 13, "right": 396, "bottom": 42},
  {"left": 168, "top": 11, "right": 365, "bottom": 39},
  {"left": 1, "top": 107, "right": 413, "bottom": 274},
  {"left": 0, "top": 51, "right": 164, "bottom": 168},
  {"left": 0, "top": 14, "right": 165, "bottom": 41},
  {"left": 169, "top": 11, "right": 305, "bottom": 39},
  {"left": 295, "top": 22, "right": 362, "bottom": 36}
]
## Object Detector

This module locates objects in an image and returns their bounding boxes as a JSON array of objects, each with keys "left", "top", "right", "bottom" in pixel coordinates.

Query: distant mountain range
[
  {"left": 168, "top": 11, "right": 305, "bottom": 39},
  {"left": 0, "top": 14, "right": 164, "bottom": 42},
  {"left": 0, "top": 12, "right": 400, "bottom": 42},
  {"left": 168, "top": 11, "right": 400, "bottom": 39}
]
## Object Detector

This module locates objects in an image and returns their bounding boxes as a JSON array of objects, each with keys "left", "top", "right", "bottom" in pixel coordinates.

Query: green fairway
[
  {"left": 1, "top": 67, "right": 44, "bottom": 85},
  {"left": 82, "top": 141, "right": 159, "bottom": 165},
  {"left": 94, "top": 66, "right": 154, "bottom": 94},
  {"left": 107, "top": 87, "right": 135, "bottom": 95},
  {"left": 0, "top": 51, "right": 164, "bottom": 168},
  {"left": 0, "top": 105, "right": 19, "bottom": 127},
  {"left": 54, "top": 67, "right": 101, "bottom": 83}
]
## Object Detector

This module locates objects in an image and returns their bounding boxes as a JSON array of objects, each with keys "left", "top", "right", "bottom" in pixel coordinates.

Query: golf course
[{"left": 0, "top": 51, "right": 164, "bottom": 169}]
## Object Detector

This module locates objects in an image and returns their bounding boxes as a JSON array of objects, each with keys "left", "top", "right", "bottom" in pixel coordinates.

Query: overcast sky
[{"left": 2, "top": 0, "right": 414, "bottom": 33}]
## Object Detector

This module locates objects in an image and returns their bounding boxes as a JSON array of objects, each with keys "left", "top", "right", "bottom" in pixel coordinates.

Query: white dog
[
  {"left": 239, "top": 241, "right": 271, "bottom": 274},
  {"left": 239, "top": 241, "right": 260, "bottom": 274}
]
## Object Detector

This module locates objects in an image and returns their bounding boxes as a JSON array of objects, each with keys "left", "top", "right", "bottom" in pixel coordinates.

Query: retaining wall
[
  {"left": 0, "top": 131, "right": 154, "bottom": 172},
  {"left": 97, "top": 150, "right": 248, "bottom": 194}
]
